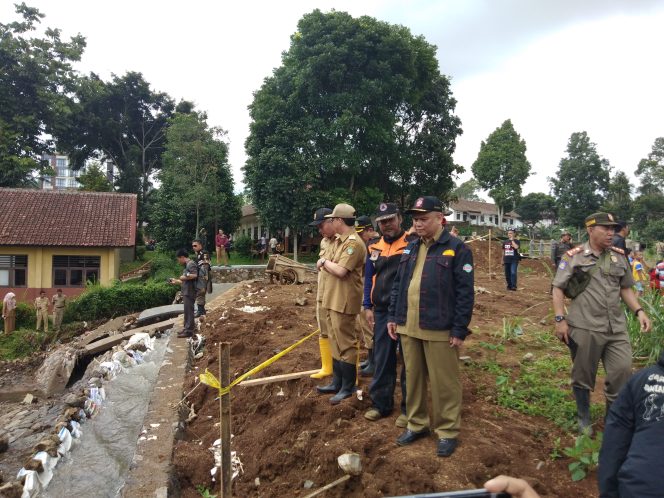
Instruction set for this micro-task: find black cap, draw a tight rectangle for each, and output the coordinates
[309,207,333,226]
[355,215,373,233]
[374,202,400,221]
[405,196,443,214]
[584,212,619,228]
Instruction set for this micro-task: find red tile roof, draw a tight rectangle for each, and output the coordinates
[0,188,137,247]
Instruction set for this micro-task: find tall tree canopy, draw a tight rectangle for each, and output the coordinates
[56,72,192,226]
[602,170,632,221]
[550,131,611,229]
[244,10,462,232]
[471,119,531,227]
[516,192,556,229]
[636,137,664,195]
[149,112,240,250]
[452,179,484,202]
[76,161,112,192]
[0,3,85,187]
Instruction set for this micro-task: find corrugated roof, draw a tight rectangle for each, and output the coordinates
[0,188,137,247]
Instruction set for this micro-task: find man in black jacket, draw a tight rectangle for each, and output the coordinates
[599,352,664,497]
[387,196,474,457]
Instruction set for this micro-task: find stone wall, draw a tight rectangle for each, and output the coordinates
[210,265,267,283]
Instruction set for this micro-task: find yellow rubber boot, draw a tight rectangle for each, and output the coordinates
[310,337,333,378]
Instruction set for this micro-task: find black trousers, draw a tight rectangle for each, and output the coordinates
[369,310,398,415]
[182,294,196,335]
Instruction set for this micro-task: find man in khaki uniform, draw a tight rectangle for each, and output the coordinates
[387,196,474,458]
[553,212,651,434]
[51,289,67,331]
[309,207,334,379]
[316,203,367,404]
[34,290,49,332]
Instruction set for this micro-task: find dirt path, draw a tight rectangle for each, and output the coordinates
[172,242,600,497]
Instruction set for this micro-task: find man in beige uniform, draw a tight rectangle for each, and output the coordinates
[553,212,651,434]
[316,203,367,404]
[309,207,334,379]
[34,290,49,332]
[51,289,67,331]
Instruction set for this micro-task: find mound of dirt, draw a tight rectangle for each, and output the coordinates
[172,274,596,497]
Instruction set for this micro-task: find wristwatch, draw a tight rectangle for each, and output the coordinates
[554,315,566,323]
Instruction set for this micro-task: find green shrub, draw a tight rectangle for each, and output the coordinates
[135,245,146,260]
[65,281,178,322]
[233,235,253,257]
[0,302,35,331]
[627,291,664,364]
[149,251,183,282]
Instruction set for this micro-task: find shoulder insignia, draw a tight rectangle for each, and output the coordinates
[348,234,357,240]
[610,246,625,255]
[566,247,583,257]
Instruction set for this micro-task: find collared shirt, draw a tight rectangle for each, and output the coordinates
[34,296,49,311]
[553,241,634,333]
[52,294,67,308]
[180,259,198,297]
[322,230,367,314]
[317,237,333,303]
[398,227,447,341]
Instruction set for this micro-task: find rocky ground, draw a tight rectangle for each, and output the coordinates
[172,240,600,498]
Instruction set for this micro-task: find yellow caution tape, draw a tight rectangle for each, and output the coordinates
[199,328,320,396]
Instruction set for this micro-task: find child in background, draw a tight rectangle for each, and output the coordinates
[631,252,648,296]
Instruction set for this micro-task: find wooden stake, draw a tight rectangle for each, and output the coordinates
[220,342,231,497]
[488,229,492,279]
[302,475,351,498]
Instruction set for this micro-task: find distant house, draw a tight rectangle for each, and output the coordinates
[447,199,523,229]
[235,204,270,241]
[0,188,137,302]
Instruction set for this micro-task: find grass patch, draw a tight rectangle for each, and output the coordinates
[0,328,50,360]
[627,290,664,364]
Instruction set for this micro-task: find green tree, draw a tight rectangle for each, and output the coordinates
[550,132,611,229]
[56,72,191,227]
[76,161,112,192]
[471,119,531,228]
[149,112,240,250]
[244,10,462,234]
[516,192,556,236]
[0,3,85,186]
[636,137,664,194]
[452,179,484,202]
[602,170,632,221]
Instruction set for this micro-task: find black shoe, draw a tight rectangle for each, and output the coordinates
[396,428,430,446]
[437,438,458,457]
[177,331,192,338]
[317,360,342,394]
[330,361,357,405]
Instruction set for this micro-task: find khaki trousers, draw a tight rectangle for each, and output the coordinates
[401,332,461,439]
[36,309,49,332]
[568,327,632,402]
[53,308,64,330]
[328,309,360,364]
[356,313,373,349]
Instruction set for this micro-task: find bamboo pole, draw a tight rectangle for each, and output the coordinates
[221,342,231,497]
[488,228,492,279]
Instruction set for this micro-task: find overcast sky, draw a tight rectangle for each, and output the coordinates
[4,0,663,197]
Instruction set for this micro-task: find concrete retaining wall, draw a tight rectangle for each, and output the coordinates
[210,265,266,283]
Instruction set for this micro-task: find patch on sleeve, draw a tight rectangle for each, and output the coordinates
[404,249,411,255]
[558,260,568,270]
[463,263,473,273]
[347,247,354,255]
[443,249,456,256]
